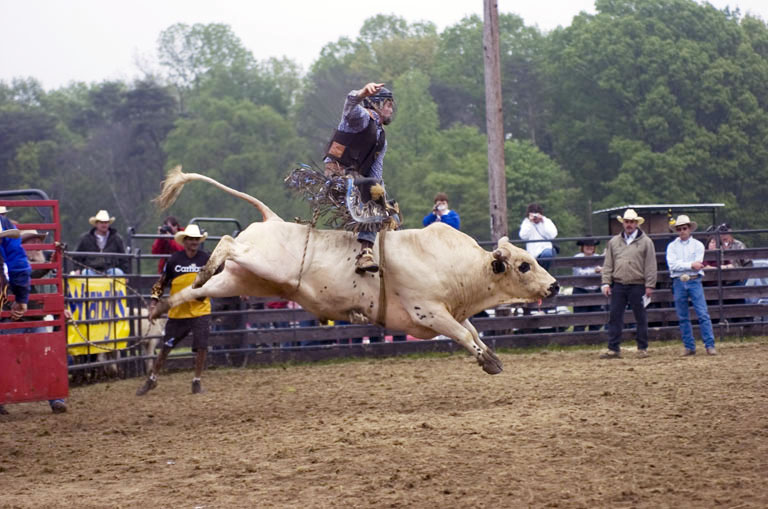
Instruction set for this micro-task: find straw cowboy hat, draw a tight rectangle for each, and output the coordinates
[616,208,645,225]
[672,214,698,232]
[20,229,48,243]
[89,210,116,225]
[175,223,208,243]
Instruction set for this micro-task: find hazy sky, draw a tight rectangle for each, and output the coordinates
[1,0,766,90]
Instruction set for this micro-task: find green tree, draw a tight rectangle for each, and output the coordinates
[544,0,768,228]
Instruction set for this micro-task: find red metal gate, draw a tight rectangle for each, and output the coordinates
[0,199,68,404]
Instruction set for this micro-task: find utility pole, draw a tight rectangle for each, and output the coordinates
[483,0,508,242]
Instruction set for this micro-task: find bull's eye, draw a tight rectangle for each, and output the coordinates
[518,262,530,273]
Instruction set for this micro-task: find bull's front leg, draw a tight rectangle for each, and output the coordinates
[461,318,502,375]
[421,309,503,375]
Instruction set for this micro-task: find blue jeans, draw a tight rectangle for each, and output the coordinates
[82,268,124,276]
[673,278,715,351]
[537,248,556,271]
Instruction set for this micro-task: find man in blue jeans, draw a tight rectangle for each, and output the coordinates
[666,215,717,356]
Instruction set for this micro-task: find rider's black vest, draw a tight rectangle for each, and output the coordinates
[325,111,386,177]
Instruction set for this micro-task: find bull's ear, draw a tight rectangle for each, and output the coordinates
[497,236,509,248]
[491,259,506,274]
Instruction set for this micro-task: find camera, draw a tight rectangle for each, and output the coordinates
[159,225,173,234]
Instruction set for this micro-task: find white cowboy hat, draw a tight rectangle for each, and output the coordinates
[0,206,11,214]
[20,229,48,243]
[175,224,208,243]
[89,210,116,225]
[616,208,645,225]
[0,228,21,239]
[672,214,698,232]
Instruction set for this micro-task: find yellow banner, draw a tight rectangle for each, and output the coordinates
[65,278,130,356]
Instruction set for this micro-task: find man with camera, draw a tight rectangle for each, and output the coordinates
[151,216,184,273]
[422,192,460,230]
[519,203,558,271]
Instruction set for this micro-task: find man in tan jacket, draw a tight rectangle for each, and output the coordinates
[599,209,657,358]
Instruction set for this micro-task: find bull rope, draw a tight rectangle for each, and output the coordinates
[292,208,321,295]
[376,229,388,327]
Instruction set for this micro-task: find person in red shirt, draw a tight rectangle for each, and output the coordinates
[151,216,184,273]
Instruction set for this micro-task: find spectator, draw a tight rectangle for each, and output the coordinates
[151,216,184,273]
[599,209,657,359]
[717,223,751,268]
[324,82,395,273]
[666,215,717,356]
[422,192,460,230]
[0,221,67,414]
[136,224,211,396]
[519,203,558,271]
[572,236,603,332]
[73,210,129,275]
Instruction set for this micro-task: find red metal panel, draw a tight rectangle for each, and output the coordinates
[0,328,69,404]
[0,199,69,405]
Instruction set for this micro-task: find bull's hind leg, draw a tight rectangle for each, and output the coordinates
[151,265,254,320]
[425,309,503,375]
[194,235,236,288]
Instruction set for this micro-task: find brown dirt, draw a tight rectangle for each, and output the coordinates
[2,339,767,509]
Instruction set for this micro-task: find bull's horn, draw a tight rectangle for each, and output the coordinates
[497,236,509,247]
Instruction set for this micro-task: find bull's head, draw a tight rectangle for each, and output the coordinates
[492,236,559,300]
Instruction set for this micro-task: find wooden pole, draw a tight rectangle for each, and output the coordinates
[483,0,508,242]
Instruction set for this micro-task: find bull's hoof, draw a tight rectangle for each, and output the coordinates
[192,273,208,289]
[150,299,170,320]
[479,349,503,375]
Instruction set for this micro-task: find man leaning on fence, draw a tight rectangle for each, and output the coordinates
[73,209,129,275]
[666,215,717,356]
[136,224,212,396]
[599,209,657,359]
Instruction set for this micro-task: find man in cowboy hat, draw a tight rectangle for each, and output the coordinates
[599,209,657,358]
[666,215,717,356]
[73,209,129,275]
[572,236,603,332]
[137,224,212,396]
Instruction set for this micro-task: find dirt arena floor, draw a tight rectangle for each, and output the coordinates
[2,338,767,508]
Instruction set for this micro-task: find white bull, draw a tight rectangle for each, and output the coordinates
[151,168,559,374]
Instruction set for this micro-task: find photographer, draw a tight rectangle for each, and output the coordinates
[519,203,558,271]
[422,192,460,230]
[151,216,184,273]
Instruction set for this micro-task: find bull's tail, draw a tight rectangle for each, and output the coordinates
[153,166,282,222]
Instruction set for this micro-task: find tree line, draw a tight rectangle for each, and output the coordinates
[1,0,767,246]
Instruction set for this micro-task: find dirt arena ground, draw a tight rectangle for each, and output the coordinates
[2,338,767,508]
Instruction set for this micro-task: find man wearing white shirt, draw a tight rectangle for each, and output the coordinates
[519,203,558,270]
[666,215,716,356]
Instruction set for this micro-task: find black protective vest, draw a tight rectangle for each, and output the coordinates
[325,112,386,177]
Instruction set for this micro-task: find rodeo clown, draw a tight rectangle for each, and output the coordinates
[324,82,395,273]
[136,224,211,396]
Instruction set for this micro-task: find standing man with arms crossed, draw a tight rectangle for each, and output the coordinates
[666,215,717,356]
[600,209,657,359]
[136,224,211,396]
[324,82,395,273]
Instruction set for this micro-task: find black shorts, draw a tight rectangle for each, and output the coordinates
[162,315,210,352]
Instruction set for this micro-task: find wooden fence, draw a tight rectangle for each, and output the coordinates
[61,232,768,378]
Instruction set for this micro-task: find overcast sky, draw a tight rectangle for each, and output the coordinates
[1,0,766,91]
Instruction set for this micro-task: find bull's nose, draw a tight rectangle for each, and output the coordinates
[547,282,560,297]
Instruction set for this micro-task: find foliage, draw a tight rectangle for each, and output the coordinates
[2,6,768,248]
